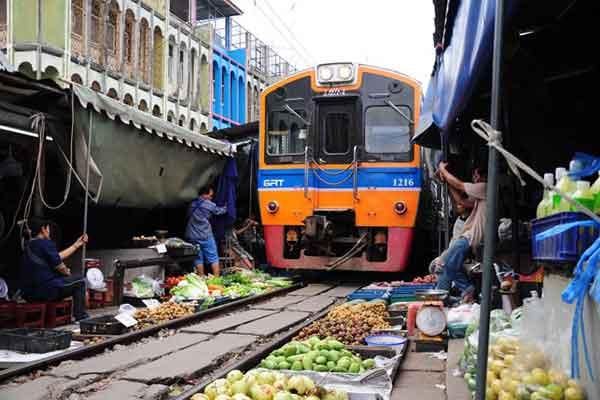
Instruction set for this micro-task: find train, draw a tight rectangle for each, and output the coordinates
[257,63,424,272]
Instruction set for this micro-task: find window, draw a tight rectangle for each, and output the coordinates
[168,44,174,81]
[365,106,411,154]
[139,19,150,83]
[324,113,351,154]
[106,5,118,53]
[90,1,102,44]
[178,48,185,87]
[267,108,308,155]
[71,0,84,36]
[124,11,134,63]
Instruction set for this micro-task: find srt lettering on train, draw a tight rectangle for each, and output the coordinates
[264,179,285,187]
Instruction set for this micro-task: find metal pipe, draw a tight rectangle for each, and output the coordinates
[475,0,505,399]
[304,145,309,198]
[81,110,93,265]
[352,145,359,201]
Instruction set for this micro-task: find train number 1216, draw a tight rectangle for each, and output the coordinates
[392,177,415,187]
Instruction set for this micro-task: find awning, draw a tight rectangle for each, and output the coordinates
[72,83,235,156]
[413,0,503,149]
[68,84,233,208]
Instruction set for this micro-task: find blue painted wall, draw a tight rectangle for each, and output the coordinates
[211,29,246,130]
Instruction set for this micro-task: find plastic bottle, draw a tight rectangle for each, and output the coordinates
[552,167,575,214]
[536,173,554,218]
[591,171,600,214]
[571,181,594,211]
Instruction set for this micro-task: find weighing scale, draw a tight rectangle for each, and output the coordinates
[414,302,448,352]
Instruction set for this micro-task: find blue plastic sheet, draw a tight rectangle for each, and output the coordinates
[212,158,238,242]
[414,0,509,148]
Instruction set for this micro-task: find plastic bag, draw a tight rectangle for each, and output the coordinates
[131,275,158,298]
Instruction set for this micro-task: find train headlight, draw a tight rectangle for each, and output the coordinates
[338,64,353,81]
[267,201,279,214]
[394,201,407,215]
[316,63,355,85]
[318,66,334,82]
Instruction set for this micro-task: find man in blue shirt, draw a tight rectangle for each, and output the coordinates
[185,186,227,276]
[21,219,89,321]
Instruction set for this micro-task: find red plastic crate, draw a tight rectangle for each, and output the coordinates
[45,299,73,328]
[15,303,46,328]
[0,301,16,329]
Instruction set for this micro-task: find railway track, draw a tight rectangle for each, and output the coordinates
[0,283,302,383]
[0,283,362,400]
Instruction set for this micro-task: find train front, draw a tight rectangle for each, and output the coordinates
[258,63,422,272]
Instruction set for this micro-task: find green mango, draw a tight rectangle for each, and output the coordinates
[273,349,284,357]
[362,359,375,369]
[297,344,310,354]
[327,350,340,362]
[327,340,345,350]
[337,358,351,370]
[264,360,277,369]
[349,363,361,374]
[315,356,327,365]
[327,361,336,370]
[287,355,304,362]
[302,356,313,370]
[319,350,330,359]
[278,361,291,370]
[283,346,297,357]
[340,350,353,358]
[291,360,303,371]
[333,366,347,373]
[314,365,329,372]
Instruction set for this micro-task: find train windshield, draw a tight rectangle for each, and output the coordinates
[266,108,308,155]
[324,112,351,154]
[365,106,411,154]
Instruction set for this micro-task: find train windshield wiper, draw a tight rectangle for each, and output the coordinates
[284,104,311,126]
[384,100,414,124]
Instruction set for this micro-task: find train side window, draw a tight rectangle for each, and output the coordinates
[365,106,411,155]
[266,109,308,156]
[324,112,351,154]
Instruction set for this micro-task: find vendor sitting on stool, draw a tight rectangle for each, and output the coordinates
[20,218,89,321]
[186,185,227,276]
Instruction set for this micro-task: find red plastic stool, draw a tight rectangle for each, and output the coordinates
[45,299,73,328]
[15,303,46,328]
[0,301,16,328]
[87,289,106,309]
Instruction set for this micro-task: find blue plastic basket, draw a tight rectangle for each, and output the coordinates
[347,289,390,301]
[390,284,436,294]
[531,212,599,262]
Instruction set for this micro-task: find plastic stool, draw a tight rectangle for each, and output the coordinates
[45,299,73,328]
[0,301,16,328]
[87,289,106,309]
[15,303,46,328]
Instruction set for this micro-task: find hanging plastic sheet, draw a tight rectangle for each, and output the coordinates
[413,0,513,148]
[212,158,239,241]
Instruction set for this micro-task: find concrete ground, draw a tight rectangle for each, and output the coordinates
[392,339,470,400]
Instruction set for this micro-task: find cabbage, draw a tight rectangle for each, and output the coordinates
[170,273,209,299]
[131,276,155,298]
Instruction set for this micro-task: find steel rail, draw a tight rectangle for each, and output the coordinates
[174,307,332,400]
[0,283,303,383]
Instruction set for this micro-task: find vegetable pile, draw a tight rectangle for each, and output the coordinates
[192,369,349,400]
[295,303,390,345]
[169,273,210,300]
[259,337,375,374]
[133,302,194,330]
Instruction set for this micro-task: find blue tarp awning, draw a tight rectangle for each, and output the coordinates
[413,0,502,149]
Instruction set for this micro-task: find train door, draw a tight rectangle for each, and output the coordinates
[313,99,359,210]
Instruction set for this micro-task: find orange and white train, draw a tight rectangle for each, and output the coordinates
[258,63,423,272]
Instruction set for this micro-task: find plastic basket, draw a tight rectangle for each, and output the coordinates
[346,289,390,301]
[531,212,599,262]
[0,328,72,353]
[390,284,436,294]
[80,315,127,335]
